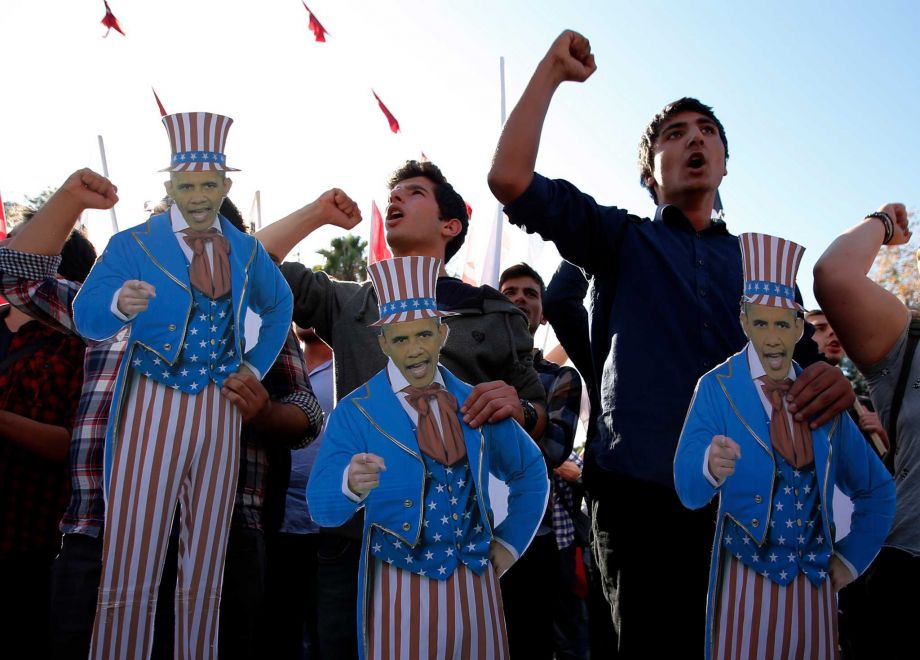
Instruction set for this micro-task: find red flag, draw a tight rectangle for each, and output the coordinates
[301,2,328,42]
[372,90,400,134]
[420,151,429,162]
[152,88,167,117]
[0,189,7,240]
[369,201,392,264]
[101,0,126,37]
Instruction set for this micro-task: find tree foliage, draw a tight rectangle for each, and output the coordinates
[314,234,368,282]
[869,211,920,308]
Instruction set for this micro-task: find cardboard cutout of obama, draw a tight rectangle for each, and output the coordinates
[73,112,293,660]
[307,256,548,660]
[674,233,894,659]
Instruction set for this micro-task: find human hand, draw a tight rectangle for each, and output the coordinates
[116,280,156,316]
[59,168,119,211]
[707,435,741,482]
[221,369,271,423]
[460,380,522,428]
[543,30,597,85]
[787,361,855,428]
[315,188,362,230]
[829,555,855,591]
[347,452,386,497]
[554,460,582,482]
[489,540,515,577]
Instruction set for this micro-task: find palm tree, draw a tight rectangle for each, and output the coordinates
[315,234,368,282]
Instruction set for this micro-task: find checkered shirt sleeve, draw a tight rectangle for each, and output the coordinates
[0,247,77,335]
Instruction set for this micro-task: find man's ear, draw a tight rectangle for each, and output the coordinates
[739,311,750,339]
[438,321,450,345]
[377,332,388,355]
[223,177,233,196]
[440,218,462,240]
[164,180,173,197]
[795,316,805,342]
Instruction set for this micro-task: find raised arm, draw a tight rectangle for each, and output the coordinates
[255,188,361,262]
[487,30,597,204]
[813,204,911,367]
[8,169,117,255]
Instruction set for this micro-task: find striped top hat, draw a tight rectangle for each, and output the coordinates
[367,256,459,327]
[160,112,239,172]
[739,232,805,311]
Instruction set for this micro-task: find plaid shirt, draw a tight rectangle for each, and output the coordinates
[0,247,323,536]
[552,452,584,549]
[0,306,86,556]
[533,351,582,544]
[233,330,323,531]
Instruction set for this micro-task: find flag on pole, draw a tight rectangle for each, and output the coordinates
[152,88,167,117]
[713,188,724,219]
[369,201,391,264]
[301,2,329,42]
[0,189,7,240]
[372,90,400,134]
[101,0,126,37]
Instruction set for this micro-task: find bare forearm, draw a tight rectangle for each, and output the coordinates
[0,410,70,461]
[247,400,311,444]
[8,192,83,255]
[815,218,887,283]
[488,58,562,204]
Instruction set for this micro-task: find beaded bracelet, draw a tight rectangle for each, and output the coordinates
[866,211,894,244]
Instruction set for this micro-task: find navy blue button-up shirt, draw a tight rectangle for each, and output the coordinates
[505,173,746,487]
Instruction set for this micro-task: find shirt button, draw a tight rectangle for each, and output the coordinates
[402,522,411,531]
[699,288,708,297]
[403,499,412,508]
[794,489,799,497]
[211,339,216,345]
[697,259,705,266]
[797,519,803,527]
[752,519,759,528]
[754,495,762,504]
[448,485,453,493]
[452,513,459,521]
[168,324,177,331]
[163,343,171,351]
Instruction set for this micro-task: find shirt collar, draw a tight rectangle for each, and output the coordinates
[309,358,333,378]
[746,342,796,382]
[169,204,222,234]
[386,359,446,395]
[655,204,730,235]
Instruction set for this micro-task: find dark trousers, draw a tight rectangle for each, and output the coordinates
[48,532,177,660]
[1,549,56,659]
[264,532,321,660]
[314,533,361,660]
[553,543,589,660]
[218,526,267,660]
[841,546,920,660]
[500,531,559,660]
[592,474,716,659]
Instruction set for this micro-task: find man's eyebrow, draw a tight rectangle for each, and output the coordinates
[660,120,689,134]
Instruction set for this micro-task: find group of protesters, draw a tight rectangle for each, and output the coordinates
[1,28,915,660]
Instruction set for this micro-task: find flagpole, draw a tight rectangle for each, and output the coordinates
[97,135,119,233]
[481,57,507,288]
[250,190,262,230]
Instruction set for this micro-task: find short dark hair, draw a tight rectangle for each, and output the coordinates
[499,262,545,300]
[387,160,468,262]
[219,197,249,234]
[16,208,97,283]
[638,97,729,204]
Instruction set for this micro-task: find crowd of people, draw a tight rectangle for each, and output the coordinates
[0,28,915,660]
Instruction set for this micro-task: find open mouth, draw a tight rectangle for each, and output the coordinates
[687,152,706,169]
[762,351,786,371]
[406,360,429,379]
[386,207,404,224]
[188,208,212,222]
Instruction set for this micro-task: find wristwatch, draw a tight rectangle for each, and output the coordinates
[520,398,538,432]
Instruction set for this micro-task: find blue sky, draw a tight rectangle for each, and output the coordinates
[1,1,918,310]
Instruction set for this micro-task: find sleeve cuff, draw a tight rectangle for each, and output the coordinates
[493,536,519,562]
[342,465,366,503]
[703,445,723,488]
[110,289,134,322]
[0,248,62,279]
[835,551,859,579]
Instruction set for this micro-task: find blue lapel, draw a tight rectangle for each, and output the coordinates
[715,349,773,456]
[351,369,422,459]
[130,212,191,292]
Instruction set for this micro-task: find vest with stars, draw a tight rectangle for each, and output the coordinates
[130,288,240,394]
[368,457,492,580]
[723,455,830,586]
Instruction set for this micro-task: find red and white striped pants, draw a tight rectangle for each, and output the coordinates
[90,373,241,660]
[368,558,509,660]
[714,554,839,660]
